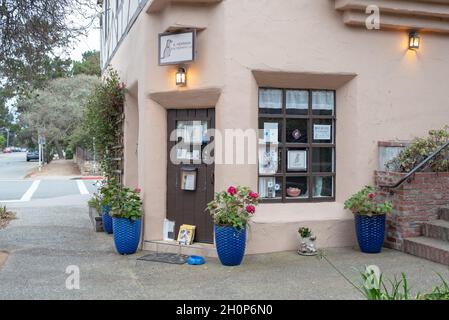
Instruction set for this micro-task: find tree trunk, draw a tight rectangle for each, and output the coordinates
[54,141,65,159]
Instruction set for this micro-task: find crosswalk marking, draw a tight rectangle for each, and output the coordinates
[20,180,41,202]
[76,180,90,195]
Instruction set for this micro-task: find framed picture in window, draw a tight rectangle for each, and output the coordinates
[287,150,307,171]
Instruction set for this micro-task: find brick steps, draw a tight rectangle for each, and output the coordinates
[403,237,449,265]
[439,207,449,222]
[402,207,449,265]
[423,219,449,241]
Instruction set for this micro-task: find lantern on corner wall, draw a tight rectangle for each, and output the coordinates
[176,67,187,86]
[408,31,420,50]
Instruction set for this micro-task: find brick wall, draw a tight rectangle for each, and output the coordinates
[375,171,449,250]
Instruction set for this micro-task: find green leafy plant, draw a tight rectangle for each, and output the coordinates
[344,186,393,216]
[360,268,449,300]
[420,274,449,300]
[98,178,120,207]
[88,194,101,212]
[361,268,411,300]
[387,127,449,173]
[318,251,449,300]
[298,227,312,238]
[110,187,142,221]
[81,68,126,177]
[206,186,259,229]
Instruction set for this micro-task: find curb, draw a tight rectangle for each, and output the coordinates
[71,176,104,181]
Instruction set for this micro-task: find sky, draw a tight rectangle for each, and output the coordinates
[70,22,101,62]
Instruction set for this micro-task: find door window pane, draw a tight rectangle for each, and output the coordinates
[312,148,334,173]
[312,91,334,116]
[176,121,208,144]
[259,177,283,199]
[259,89,282,114]
[286,90,308,115]
[286,119,308,143]
[286,177,308,199]
[313,176,334,198]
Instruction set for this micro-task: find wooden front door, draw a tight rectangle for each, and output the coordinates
[167,109,215,243]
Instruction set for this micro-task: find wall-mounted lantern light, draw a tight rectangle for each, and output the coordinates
[176,67,187,86]
[409,31,420,50]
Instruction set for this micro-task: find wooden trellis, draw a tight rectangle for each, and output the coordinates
[111,105,125,186]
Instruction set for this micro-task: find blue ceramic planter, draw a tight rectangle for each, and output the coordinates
[112,217,141,255]
[214,225,246,266]
[355,214,386,253]
[102,205,113,234]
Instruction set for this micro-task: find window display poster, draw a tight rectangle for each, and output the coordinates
[259,145,278,175]
[287,150,307,171]
[313,124,331,140]
[264,122,278,143]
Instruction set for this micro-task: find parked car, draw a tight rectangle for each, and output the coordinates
[26,150,39,162]
[2,147,11,153]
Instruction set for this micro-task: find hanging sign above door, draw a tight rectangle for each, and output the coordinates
[159,30,196,66]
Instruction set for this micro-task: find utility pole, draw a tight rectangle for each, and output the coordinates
[38,135,46,172]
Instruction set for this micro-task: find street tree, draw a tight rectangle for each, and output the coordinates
[0,134,5,149]
[17,74,100,159]
[0,0,98,94]
[73,51,101,77]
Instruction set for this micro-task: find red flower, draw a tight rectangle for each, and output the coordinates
[246,205,256,214]
[368,193,376,199]
[227,186,237,196]
[135,188,141,193]
[248,191,259,199]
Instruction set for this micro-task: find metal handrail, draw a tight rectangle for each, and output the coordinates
[379,140,449,190]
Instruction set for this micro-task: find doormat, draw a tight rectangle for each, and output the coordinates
[137,252,189,265]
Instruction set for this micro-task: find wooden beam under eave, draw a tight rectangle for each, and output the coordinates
[252,70,357,90]
[335,0,449,20]
[149,87,222,109]
[147,0,222,14]
[343,10,449,34]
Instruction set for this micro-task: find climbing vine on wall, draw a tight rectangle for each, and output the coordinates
[82,68,126,179]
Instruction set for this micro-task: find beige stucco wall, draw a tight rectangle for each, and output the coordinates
[107,0,449,253]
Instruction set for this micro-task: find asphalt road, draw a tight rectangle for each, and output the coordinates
[0,152,36,180]
[0,152,98,204]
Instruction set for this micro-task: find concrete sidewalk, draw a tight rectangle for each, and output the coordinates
[25,159,81,180]
[0,197,447,300]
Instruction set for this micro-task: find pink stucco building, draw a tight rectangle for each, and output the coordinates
[100,0,449,255]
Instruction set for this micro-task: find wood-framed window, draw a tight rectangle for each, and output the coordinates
[258,88,336,203]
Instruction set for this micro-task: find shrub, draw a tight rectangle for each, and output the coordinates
[65,149,74,160]
[387,127,449,173]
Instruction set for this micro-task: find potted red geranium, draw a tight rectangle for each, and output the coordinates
[206,186,259,266]
[344,186,393,253]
